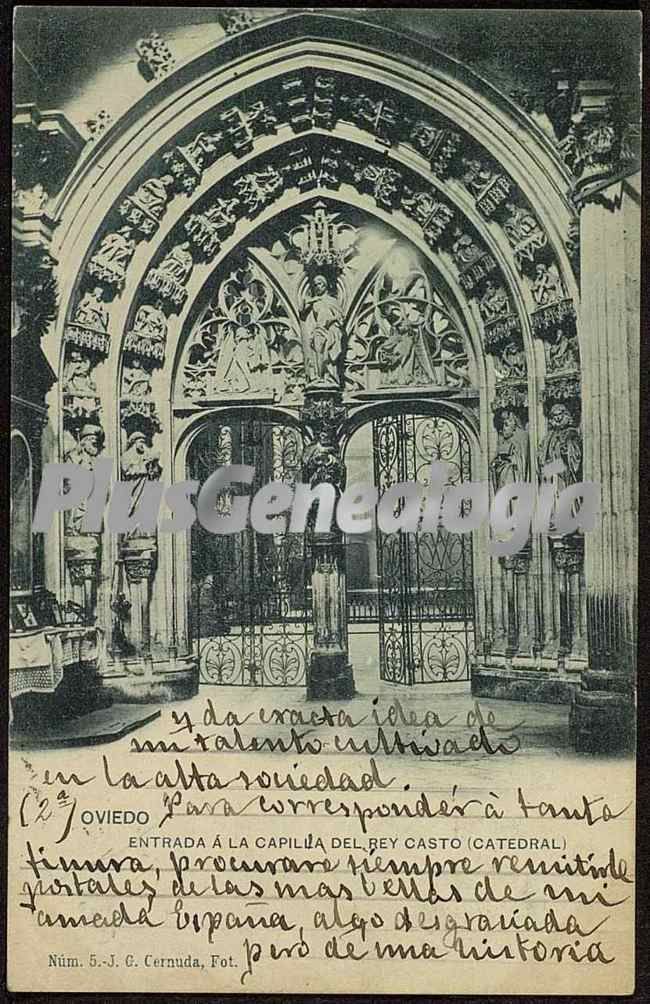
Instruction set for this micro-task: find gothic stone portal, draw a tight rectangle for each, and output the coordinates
[181,202,478,692]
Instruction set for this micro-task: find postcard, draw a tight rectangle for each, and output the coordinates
[8,7,640,994]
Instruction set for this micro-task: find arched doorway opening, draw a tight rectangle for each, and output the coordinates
[344,408,475,689]
[187,408,311,687]
[41,13,603,711]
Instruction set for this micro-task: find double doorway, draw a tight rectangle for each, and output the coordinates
[188,406,475,688]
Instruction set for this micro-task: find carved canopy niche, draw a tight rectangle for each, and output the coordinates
[175,200,476,408]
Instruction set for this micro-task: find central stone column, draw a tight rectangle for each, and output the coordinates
[301,392,355,700]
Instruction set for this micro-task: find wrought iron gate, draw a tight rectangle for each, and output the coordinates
[372,411,474,684]
[189,413,311,686]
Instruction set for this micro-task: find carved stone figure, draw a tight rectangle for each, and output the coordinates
[128,175,173,220]
[503,203,547,265]
[478,281,510,324]
[13,183,48,214]
[402,189,454,244]
[352,162,402,208]
[122,359,153,399]
[462,158,495,197]
[62,351,97,398]
[531,262,566,306]
[157,241,193,283]
[121,430,161,480]
[180,132,222,172]
[73,286,109,331]
[377,303,434,386]
[539,403,582,488]
[546,328,580,373]
[462,159,511,215]
[88,228,136,286]
[234,167,284,214]
[342,94,400,141]
[144,244,193,307]
[213,320,270,396]
[65,422,104,470]
[185,196,239,257]
[452,230,482,267]
[303,430,345,490]
[490,409,530,491]
[410,121,443,158]
[132,303,167,342]
[300,273,345,388]
[494,340,527,381]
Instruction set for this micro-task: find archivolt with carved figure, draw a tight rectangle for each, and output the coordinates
[10,12,638,755]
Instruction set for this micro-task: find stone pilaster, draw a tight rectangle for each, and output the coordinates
[569,117,639,749]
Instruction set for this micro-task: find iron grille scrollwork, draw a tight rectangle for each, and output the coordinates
[372,411,475,684]
[189,413,310,686]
